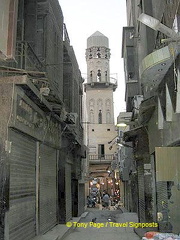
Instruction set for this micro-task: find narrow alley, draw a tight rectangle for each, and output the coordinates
[63,207,140,240]
[1,1,180,240]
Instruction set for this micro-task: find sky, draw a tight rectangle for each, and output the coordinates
[59,0,127,120]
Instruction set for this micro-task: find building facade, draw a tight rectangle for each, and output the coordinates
[0,1,85,240]
[122,0,180,233]
[84,31,118,195]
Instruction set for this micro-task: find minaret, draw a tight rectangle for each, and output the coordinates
[84,31,117,190]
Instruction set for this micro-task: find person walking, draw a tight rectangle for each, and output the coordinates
[102,191,110,210]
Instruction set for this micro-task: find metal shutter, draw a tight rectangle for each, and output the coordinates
[156,181,169,231]
[65,163,72,221]
[78,183,85,216]
[8,130,36,240]
[151,154,157,222]
[39,144,57,234]
[137,163,146,222]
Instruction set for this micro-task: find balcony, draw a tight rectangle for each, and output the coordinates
[140,42,180,93]
[89,154,115,164]
[7,41,45,72]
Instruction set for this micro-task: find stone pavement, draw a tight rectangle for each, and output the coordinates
[32,206,141,240]
[62,206,141,240]
[32,213,88,240]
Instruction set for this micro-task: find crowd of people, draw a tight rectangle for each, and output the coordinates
[87,190,121,210]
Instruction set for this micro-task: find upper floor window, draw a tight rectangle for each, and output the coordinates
[106,111,111,123]
[97,99,103,110]
[90,71,93,82]
[98,110,102,124]
[90,111,94,123]
[97,69,101,82]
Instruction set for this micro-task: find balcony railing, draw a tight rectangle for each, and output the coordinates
[89,154,115,161]
[7,41,44,72]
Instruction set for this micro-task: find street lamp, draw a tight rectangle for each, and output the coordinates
[138,13,179,42]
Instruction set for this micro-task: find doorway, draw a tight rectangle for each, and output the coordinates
[98,144,105,158]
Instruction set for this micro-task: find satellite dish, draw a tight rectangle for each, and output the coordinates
[138,13,178,39]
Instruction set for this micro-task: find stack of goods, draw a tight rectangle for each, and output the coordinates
[142,232,180,240]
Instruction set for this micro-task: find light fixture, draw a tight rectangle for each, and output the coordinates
[116,123,127,127]
[118,142,133,148]
[138,13,177,39]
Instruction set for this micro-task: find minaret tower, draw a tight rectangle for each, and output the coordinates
[84,31,117,188]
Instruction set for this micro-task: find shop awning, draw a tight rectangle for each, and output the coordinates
[123,125,144,142]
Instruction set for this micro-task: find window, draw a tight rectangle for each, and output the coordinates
[105,99,111,108]
[98,110,102,124]
[89,99,95,107]
[97,69,101,82]
[107,129,110,131]
[106,111,111,123]
[97,99,103,110]
[90,71,93,81]
[90,111,94,123]
[98,144,105,158]
[92,129,94,132]
[105,71,108,81]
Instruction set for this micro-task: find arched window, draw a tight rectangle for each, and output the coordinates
[89,99,95,107]
[97,69,101,82]
[90,110,94,123]
[105,99,111,109]
[97,99,103,110]
[105,71,108,82]
[98,110,102,124]
[106,111,111,123]
[90,71,93,82]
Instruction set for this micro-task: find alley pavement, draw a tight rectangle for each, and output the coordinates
[61,206,141,240]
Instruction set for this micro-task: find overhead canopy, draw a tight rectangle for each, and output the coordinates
[123,125,144,142]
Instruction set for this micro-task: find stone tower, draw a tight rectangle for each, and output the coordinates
[84,31,117,189]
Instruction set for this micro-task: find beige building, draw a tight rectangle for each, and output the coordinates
[84,31,117,191]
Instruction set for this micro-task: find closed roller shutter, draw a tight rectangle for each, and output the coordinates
[156,181,169,231]
[151,154,157,222]
[137,163,146,222]
[78,183,85,216]
[9,130,36,240]
[39,144,57,234]
[65,163,72,221]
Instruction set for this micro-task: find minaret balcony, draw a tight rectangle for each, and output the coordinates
[84,79,117,92]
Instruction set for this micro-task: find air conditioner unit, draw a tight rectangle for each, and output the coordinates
[65,113,78,124]
[132,95,143,119]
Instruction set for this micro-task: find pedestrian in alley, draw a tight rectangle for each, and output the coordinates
[102,191,110,210]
